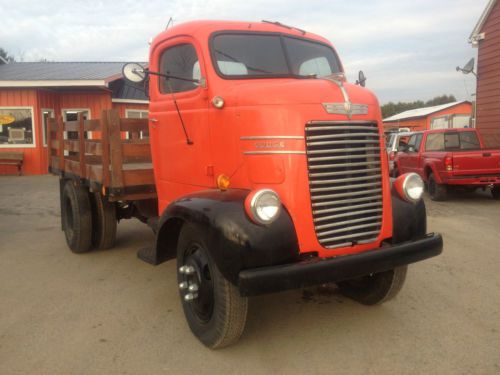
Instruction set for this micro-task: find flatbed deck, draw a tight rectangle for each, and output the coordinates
[48,110,156,202]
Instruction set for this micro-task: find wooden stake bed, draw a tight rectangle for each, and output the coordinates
[48,109,156,202]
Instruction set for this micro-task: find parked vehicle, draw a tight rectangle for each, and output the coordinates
[386,131,413,176]
[49,20,442,348]
[394,128,500,200]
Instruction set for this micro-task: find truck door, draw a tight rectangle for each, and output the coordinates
[148,37,211,208]
[400,133,423,174]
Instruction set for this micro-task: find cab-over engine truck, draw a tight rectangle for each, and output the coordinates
[49,20,443,348]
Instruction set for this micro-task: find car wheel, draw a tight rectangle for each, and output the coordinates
[177,223,248,349]
[337,266,408,305]
[428,173,447,201]
[491,186,500,200]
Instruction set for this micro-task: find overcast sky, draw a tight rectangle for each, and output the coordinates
[0,0,488,104]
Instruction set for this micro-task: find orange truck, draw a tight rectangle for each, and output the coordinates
[49,20,443,348]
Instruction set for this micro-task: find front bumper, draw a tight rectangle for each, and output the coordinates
[238,233,443,296]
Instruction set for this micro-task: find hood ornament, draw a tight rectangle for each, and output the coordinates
[321,74,368,119]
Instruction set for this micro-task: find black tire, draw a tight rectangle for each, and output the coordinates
[61,180,93,253]
[177,223,248,349]
[492,186,500,200]
[428,173,447,201]
[90,192,117,250]
[337,266,408,305]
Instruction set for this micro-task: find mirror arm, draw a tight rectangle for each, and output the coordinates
[144,69,200,84]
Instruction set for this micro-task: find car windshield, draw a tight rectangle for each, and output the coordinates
[211,33,342,78]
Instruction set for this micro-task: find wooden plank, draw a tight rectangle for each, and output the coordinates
[122,169,155,186]
[48,118,58,132]
[122,142,151,161]
[101,111,111,187]
[120,118,149,132]
[65,159,81,175]
[107,110,124,188]
[64,140,79,153]
[83,119,101,131]
[64,120,80,132]
[86,164,103,183]
[78,113,86,178]
[57,115,65,171]
[108,192,157,202]
[85,140,102,156]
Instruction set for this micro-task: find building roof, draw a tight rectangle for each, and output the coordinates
[383,101,471,122]
[0,61,149,102]
[0,61,147,89]
[470,0,498,45]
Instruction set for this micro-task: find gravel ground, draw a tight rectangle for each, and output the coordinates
[0,175,499,375]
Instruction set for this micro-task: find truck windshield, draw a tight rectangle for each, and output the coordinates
[425,132,481,151]
[211,33,342,78]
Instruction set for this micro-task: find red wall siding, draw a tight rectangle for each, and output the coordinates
[476,0,500,147]
[112,102,148,117]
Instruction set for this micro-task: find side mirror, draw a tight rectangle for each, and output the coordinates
[408,146,416,153]
[398,144,408,152]
[356,70,366,87]
[122,63,147,83]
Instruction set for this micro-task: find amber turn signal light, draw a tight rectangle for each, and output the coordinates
[217,174,230,190]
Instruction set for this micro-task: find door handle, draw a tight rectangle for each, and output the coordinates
[150,118,158,122]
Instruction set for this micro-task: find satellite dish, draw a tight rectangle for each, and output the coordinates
[122,63,146,83]
[456,58,475,75]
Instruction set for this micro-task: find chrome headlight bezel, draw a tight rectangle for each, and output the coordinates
[400,173,425,203]
[246,189,282,225]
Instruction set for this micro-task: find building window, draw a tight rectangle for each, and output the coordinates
[0,107,35,147]
[125,109,149,139]
[62,109,90,121]
[125,109,148,119]
[42,109,55,147]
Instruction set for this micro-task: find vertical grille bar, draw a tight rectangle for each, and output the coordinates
[305,121,383,249]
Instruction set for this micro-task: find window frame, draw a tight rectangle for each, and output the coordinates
[61,108,91,121]
[208,30,343,80]
[125,109,149,119]
[41,108,55,147]
[158,43,201,95]
[0,106,36,148]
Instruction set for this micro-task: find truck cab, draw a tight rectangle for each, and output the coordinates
[55,20,443,349]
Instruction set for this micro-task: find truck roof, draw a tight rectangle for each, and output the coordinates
[151,20,332,47]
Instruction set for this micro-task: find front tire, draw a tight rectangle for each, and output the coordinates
[61,180,93,253]
[428,173,447,201]
[337,266,408,305]
[176,223,248,349]
[492,186,500,200]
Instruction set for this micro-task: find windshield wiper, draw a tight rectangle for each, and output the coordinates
[214,49,275,74]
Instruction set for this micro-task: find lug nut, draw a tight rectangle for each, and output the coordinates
[184,266,195,275]
[188,284,199,292]
[178,266,187,274]
[184,293,198,302]
[179,282,188,290]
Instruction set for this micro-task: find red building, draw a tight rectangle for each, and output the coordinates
[470,0,500,148]
[0,62,148,175]
[383,101,472,132]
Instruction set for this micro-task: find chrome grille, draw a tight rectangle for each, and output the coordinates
[305,121,383,249]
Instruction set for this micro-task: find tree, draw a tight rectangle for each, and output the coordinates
[0,48,15,64]
[381,95,457,119]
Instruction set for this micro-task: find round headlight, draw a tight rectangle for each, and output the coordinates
[246,189,281,225]
[402,173,424,202]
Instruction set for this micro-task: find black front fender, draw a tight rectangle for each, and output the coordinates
[151,189,300,285]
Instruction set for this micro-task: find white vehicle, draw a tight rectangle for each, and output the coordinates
[386,131,414,176]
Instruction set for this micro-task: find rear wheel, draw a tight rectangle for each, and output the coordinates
[428,173,447,201]
[492,186,500,200]
[90,192,117,250]
[61,180,93,253]
[176,223,248,349]
[337,266,408,305]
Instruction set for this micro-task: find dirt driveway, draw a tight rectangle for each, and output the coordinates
[0,175,499,374]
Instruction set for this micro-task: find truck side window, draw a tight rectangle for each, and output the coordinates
[413,134,423,152]
[425,134,445,151]
[159,44,199,93]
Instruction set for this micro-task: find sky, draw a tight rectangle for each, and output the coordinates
[0,0,489,104]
